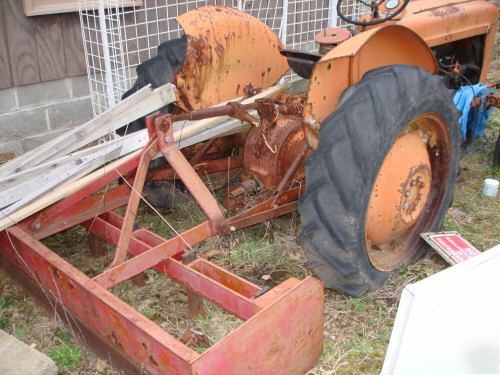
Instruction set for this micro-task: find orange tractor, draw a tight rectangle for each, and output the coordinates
[127,0,497,295]
[0,0,497,373]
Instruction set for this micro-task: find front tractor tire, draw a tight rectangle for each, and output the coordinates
[299,65,460,296]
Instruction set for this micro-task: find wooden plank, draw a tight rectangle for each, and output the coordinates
[4,0,40,86]
[0,143,122,215]
[34,15,66,82]
[0,131,148,209]
[0,3,13,89]
[61,13,86,77]
[0,150,141,232]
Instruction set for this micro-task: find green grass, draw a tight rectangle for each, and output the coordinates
[50,344,82,369]
[14,324,30,340]
[49,330,82,369]
[0,297,12,309]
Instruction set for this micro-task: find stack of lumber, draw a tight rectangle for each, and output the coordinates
[0,79,306,232]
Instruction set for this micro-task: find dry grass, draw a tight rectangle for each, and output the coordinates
[0,58,499,375]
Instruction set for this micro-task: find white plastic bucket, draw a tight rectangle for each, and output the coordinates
[483,178,499,197]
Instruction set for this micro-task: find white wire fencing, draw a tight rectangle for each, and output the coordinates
[79,0,363,116]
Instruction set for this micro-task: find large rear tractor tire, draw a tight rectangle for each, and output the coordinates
[298,65,460,296]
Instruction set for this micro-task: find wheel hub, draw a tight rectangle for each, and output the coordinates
[366,131,432,270]
[400,166,431,225]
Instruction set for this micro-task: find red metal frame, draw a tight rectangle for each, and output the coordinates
[0,113,323,374]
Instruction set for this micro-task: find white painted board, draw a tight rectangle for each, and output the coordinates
[382,244,500,375]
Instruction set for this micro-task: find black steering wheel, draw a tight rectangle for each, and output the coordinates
[337,0,410,26]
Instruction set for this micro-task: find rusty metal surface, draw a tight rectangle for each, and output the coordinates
[243,116,310,191]
[472,94,500,109]
[305,25,437,124]
[225,187,302,231]
[365,114,452,271]
[396,0,497,82]
[147,156,243,181]
[315,27,352,54]
[175,6,288,110]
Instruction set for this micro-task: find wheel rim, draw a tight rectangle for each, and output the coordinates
[365,114,452,271]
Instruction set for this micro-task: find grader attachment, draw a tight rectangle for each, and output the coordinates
[0,109,324,374]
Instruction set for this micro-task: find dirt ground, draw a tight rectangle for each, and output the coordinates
[1,43,499,375]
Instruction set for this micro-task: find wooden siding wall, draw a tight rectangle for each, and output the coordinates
[0,0,86,90]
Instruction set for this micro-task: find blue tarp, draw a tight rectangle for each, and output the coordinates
[453,83,494,141]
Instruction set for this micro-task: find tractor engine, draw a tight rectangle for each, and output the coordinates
[225,95,312,209]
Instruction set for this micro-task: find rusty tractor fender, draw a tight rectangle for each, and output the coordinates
[304,24,437,125]
[175,6,289,111]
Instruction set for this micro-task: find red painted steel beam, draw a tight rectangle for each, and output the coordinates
[28,153,141,231]
[93,221,212,289]
[25,184,131,240]
[0,226,198,374]
[156,124,225,231]
[164,258,260,320]
[188,258,260,298]
[111,140,159,268]
[87,215,261,320]
[192,277,324,374]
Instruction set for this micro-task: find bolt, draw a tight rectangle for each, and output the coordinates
[418,181,425,188]
[403,202,409,210]
[34,223,41,231]
[410,180,416,187]
[404,191,411,197]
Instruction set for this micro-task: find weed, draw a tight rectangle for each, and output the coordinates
[14,324,30,340]
[0,297,12,309]
[55,330,72,343]
[345,299,366,313]
[50,343,82,369]
[0,317,7,330]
